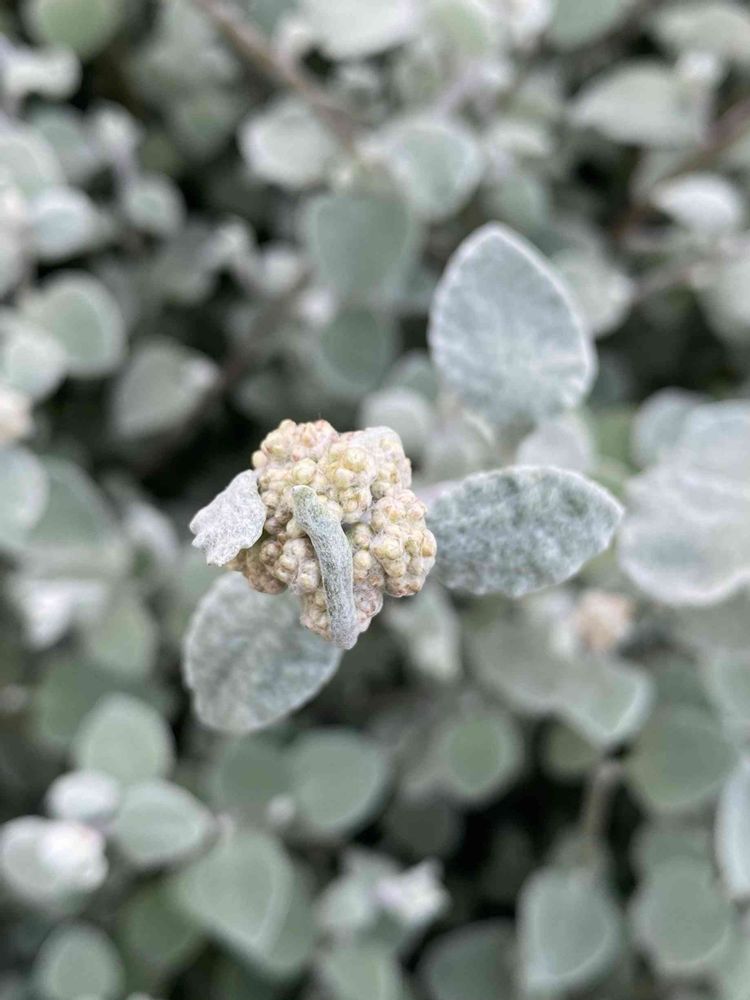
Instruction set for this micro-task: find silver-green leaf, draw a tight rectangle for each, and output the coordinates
[190,471,265,568]
[428,224,594,428]
[429,467,623,597]
[183,573,343,733]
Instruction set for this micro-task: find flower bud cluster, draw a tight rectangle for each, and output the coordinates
[235,419,436,641]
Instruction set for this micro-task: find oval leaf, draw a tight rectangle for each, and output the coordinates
[183,573,343,733]
[520,868,620,994]
[429,467,623,597]
[428,224,594,428]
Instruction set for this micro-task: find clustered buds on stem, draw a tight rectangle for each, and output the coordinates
[229,419,437,644]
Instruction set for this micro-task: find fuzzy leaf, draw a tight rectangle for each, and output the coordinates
[429,467,623,597]
[183,573,343,733]
[428,224,594,428]
[190,471,266,568]
[292,485,358,649]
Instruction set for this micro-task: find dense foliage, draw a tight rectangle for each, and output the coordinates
[1,1,750,999]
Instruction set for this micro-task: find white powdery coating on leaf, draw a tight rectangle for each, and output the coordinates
[189,471,266,567]
[428,467,623,597]
[183,574,342,734]
[428,223,595,428]
[292,486,358,650]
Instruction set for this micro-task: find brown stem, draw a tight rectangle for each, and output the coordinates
[192,0,361,154]
[615,95,750,239]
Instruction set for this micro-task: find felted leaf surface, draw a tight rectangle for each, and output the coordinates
[183,573,342,733]
[190,471,265,568]
[429,467,623,597]
[428,224,594,428]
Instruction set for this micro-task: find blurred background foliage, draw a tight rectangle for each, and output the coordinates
[1,0,750,998]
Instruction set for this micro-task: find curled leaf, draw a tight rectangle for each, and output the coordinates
[292,485,358,649]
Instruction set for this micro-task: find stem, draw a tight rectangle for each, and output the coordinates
[192,0,361,154]
[580,760,622,865]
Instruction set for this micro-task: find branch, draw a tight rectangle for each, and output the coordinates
[192,0,361,154]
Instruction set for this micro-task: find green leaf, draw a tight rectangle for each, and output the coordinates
[167,828,294,961]
[428,224,594,428]
[32,923,124,1000]
[420,921,515,1000]
[468,613,569,714]
[631,821,712,876]
[626,705,737,813]
[433,712,523,804]
[207,736,291,823]
[289,728,389,837]
[0,312,67,401]
[24,0,124,59]
[429,467,622,596]
[650,173,745,234]
[573,60,707,147]
[378,117,484,222]
[45,769,120,826]
[549,0,632,48]
[30,187,101,262]
[620,402,750,605]
[72,693,175,786]
[111,339,219,439]
[313,308,398,401]
[320,943,404,1000]
[651,1,750,65]
[122,173,185,236]
[558,655,654,749]
[631,388,705,467]
[552,249,634,338]
[183,573,342,733]
[631,858,735,976]
[301,0,418,58]
[703,657,750,728]
[303,191,417,300]
[716,763,750,899]
[118,883,203,980]
[0,123,63,197]
[83,587,158,679]
[20,271,125,378]
[113,779,214,869]
[519,868,620,994]
[239,96,337,189]
[0,445,48,554]
[22,457,128,582]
